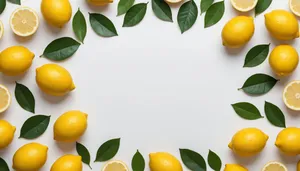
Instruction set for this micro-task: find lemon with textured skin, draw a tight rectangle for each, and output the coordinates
[0,46,34,76]
[269,45,299,76]
[0,85,11,113]
[36,64,75,96]
[0,120,15,149]
[13,142,48,171]
[54,110,88,142]
[87,0,113,6]
[51,154,82,171]
[265,10,299,40]
[149,152,182,171]
[224,164,248,171]
[41,0,72,27]
[228,128,268,157]
[275,127,300,156]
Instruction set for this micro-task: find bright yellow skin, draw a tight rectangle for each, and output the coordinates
[0,120,15,149]
[51,154,82,171]
[36,64,75,96]
[0,46,34,76]
[54,110,88,142]
[224,164,248,171]
[149,152,183,171]
[13,142,48,171]
[265,10,299,40]
[269,45,299,76]
[222,16,255,48]
[275,127,300,156]
[41,0,72,27]
[228,128,268,157]
[87,0,113,6]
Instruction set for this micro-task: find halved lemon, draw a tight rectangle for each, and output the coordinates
[230,0,258,12]
[164,0,183,4]
[0,20,4,40]
[0,85,11,113]
[290,0,300,17]
[262,162,287,171]
[102,160,129,171]
[10,7,39,37]
[283,81,300,111]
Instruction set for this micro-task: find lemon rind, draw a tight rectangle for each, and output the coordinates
[0,84,11,113]
[283,80,300,111]
[230,0,258,12]
[0,20,4,39]
[262,161,287,171]
[102,160,129,171]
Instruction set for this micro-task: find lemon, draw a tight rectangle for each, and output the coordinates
[149,152,182,171]
[164,0,183,4]
[0,20,4,40]
[265,10,299,40]
[262,161,287,171]
[0,85,11,113]
[36,64,75,96]
[290,0,300,17]
[41,0,72,27]
[51,154,82,171]
[283,81,300,111]
[87,0,113,6]
[54,110,88,142]
[0,120,15,149]
[102,160,129,171]
[230,0,258,12]
[275,127,300,156]
[222,16,255,48]
[0,46,34,76]
[269,45,299,76]
[13,142,48,171]
[228,128,269,157]
[224,164,248,171]
[10,7,39,37]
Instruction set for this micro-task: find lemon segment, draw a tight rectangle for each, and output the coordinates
[230,0,258,12]
[102,160,129,171]
[283,81,300,111]
[290,0,300,17]
[262,162,287,171]
[0,85,11,113]
[87,0,113,6]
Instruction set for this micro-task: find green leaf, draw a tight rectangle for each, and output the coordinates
[76,142,92,169]
[0,0,6,14]
[207,150,222,171]
[0,157,9,171]
[123,3,148,27]
[201,0,213,14]
[20,115,50,139]
[204,1,224,28]
[244,44,270,68]
[73,8,87,43]
[41,37,80,61]
[239,73,278,95]
[7,0,20,5]
[255,0,272,16]
[264,101,286,128]
[177,0,198,33]
[95,138,120,162]
[152,0,172,22]
[118,0,135,16]
[131,150,145,171]
[232,102,263,120]
[15,82,35,113]
[89,13,118,37]
[180,149,206,171]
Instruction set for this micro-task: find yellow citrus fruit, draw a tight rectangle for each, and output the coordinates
[262,161,287,171]
[13,142,48,171]
[10,7,39,37]
[41,0,72,27]
[0,120,15,149]
[149,152,182,171]
[275,127,300,156]
[36,64,75,96]
[0,20,4,40]
[269,45,299,76]
[102,160,129,171]
[222,16,255,48]
[283,81,300,111]
[224,164,248,171]
[228,128,269,157]
[230,0,258,12]
[87,0,113,6]
[0,85,11,113]
[54,110,88,142]
[51,154,82,171]
[265,10,299,40]
[290,0,300,17]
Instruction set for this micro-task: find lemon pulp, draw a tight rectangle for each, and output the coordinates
[0,85,11,113]
[283,81,300,110]
[102,161,128,171]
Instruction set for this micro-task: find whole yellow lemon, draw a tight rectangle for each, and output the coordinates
[51,154,82,171]
[275,127,300,156]
[224,164,248,171]
[222,16,255,48]
[269,45,299,76]
[228,128,268,157]
[54,110,88,142]
[13,142,48,171]
[0,46,34,76]
[36,64,75,96]
[265,10,299,40]
[41,0,72,27]
[0,120,15,149]
[87,0,113,6]
[149,152,182,171]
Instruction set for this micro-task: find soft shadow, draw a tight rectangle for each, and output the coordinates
[277,151,299,164]
[168,1,184,8]
[43,20,64,34]
[223,46,247,57]
[55,141,75,153]
[0,74,26,84]
[86,3,110,12]
[268,33,296,46]
[38,90,71,104]
[232,8,254,17]
[0,110,9,120]
[229,151,261,165]
[13,33,35,43]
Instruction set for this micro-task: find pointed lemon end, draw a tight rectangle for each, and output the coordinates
[70,82,76,91]
[85,114,88,118]
[275,140,281,147]
[228,142,233,149]
[12,126,16,133]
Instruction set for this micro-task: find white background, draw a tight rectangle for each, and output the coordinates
[0,0,300,170]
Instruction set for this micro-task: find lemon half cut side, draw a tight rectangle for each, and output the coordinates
[0,20,4,39]
[290,0,300,17]
[283,80,300,111]
[262,162,287,171]
[231,0,258,12]
[0,85,11,113]
[102,160,129,171]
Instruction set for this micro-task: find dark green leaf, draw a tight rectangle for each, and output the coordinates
[0,157,9,171]
[76,142,92,169]
[180,149,206,171]
[15,82,35,113]
[95,138,120,162]
[239,73,278,95]
[118,0,135,16]
[152,0,172,22]
[131,150,145,171]
[255,0,272,16]
[73,9,87,43]
[201,0,213,14]
[232,102,263,120]
[208,150,222,171]
[123,3,148,27]
[7,0,20,5]
[41,37,80,61]
[0,0,6,14]
[265,101,286,128]
[177,0,198,33]
[20,115,50,139]
[244,44,270,68]
[89,13,118,37]
[204,1,224,28]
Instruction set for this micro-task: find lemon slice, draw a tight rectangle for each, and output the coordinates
[230,0,258,12]
[262,162,287,171]
[102,161,128,171]
[0,20,4,40]
[0,84,11,113]
[283,80,300,111]
[164,0,183,4]
[290,0,300,17]
[10,7,39,37]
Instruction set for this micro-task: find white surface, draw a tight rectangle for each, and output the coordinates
[0,0,300,170]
